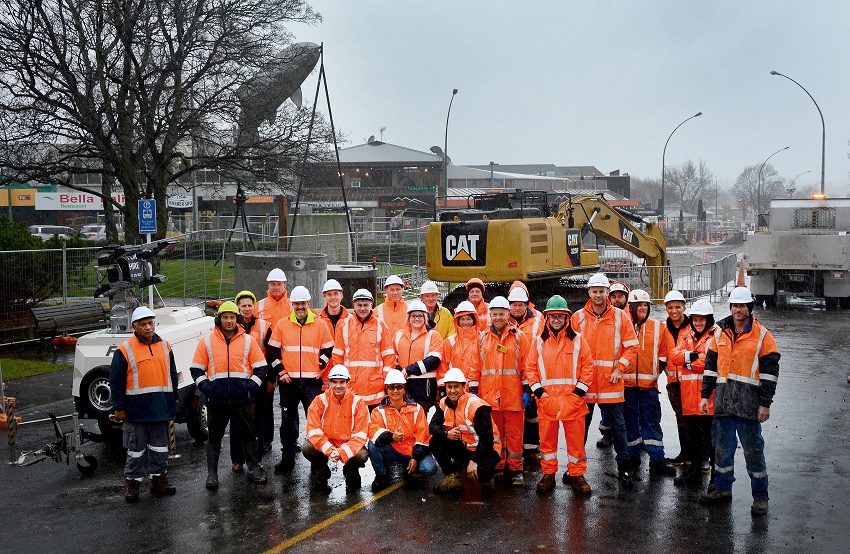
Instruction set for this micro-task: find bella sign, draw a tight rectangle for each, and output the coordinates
[36,192,125,210]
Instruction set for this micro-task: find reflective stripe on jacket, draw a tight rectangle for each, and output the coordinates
[306,388,369,463]
[331,314,395,404]
[441,326,481,385]
[394,326,443,380]
[243,317,270,354]
[528,324,594,421]
[473,300,490,332]
[513,308,544,338]
[375,300,408,338]
[624,317,667,390]
[439,393,502,454]
[571,300,638,404]
[670,324,716,415]
[267,309,334,380]
[469,325,535,412]
[255,291,291,329]
[663,317,691,383]
[110,333,178,423]
[369,395,431,458]
[189,326,267,405]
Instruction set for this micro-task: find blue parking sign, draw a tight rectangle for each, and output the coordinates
[139,199,157,234]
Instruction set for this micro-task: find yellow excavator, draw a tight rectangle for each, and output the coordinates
[425,190,670,306]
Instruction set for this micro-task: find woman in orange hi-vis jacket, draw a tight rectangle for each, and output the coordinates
[440,301,482,391]
[527,295,595,494]
[669,299,717,490]
[393,300,443,412]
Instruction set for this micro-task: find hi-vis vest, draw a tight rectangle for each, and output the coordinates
[623,318,666,390]
[440,393,502,454]
[117,338,173,396]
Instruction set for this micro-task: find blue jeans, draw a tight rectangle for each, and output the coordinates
[623,387,666,463]
[367,441,437,477]
[586,402,629,465]
[712,415,768,500]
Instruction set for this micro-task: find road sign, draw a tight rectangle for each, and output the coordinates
[139,199,157,234]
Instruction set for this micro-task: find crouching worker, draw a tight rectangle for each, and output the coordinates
[109,307,179,503]
[368,370,438,492]
[429,368,501,494]
[302,365,370,492]
[191,302,269,490]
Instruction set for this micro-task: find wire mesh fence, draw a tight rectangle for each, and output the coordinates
[0,229,739,345]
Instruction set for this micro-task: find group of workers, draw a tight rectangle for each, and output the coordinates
[109,267,779,517]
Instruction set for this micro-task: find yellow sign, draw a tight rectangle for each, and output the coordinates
[0,188,37,207]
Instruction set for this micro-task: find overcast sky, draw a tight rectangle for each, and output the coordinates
[291,1,850,195]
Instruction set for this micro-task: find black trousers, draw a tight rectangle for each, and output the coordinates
[208,403,255,450]
[430,433,499,483]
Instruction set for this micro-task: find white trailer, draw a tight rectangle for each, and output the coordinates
[744,197,850,309]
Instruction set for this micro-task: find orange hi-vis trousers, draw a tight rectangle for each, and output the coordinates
[491,410,524,472]
[539,416,587,476]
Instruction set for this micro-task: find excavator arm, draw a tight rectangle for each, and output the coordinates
[555,195,670,301]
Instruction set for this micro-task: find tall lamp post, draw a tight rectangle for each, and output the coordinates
[661,111,702,219]
[770,71,825,197]
[442,88,458,202]
[757,146,789,215]
[786,170,811,198]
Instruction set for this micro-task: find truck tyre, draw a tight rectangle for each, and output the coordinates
[80,366,114,418]
[186,393,208,444]
[825,297,840,311]
[840,296,850,310]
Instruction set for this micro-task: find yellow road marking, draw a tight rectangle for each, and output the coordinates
[264,482,403,553]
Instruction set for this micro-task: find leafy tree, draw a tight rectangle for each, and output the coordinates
[0,0,329,244]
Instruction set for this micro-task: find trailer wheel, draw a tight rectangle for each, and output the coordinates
[186,394,208,445]
[80,366,113,416]
[77,455,98,475]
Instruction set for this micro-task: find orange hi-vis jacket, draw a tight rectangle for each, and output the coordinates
[267,310,334,380]
[374,300,408,338]
[571,300,638,404]
[472,300,490,332]
[441,326,482,385]
[528,323,595,421]
[111,334,178,422]
[663,318,690,384]
[439,393,502,454]
[243,316,270,354]
[394,326,443,381]
[255,291,291,329]
[670,324,717,416]
[369,395,431,457]
[190,326,268,404]
[331,313,396,405]
[319,305,349,334]
[305,388,369,463]
[624,317,668,390]
[512,308,544,339]
[469,325,536,412]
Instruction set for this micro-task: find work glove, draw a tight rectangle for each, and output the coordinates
[689,351,700,362]
[522,391,533,409]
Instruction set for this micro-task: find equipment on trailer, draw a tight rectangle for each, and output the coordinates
[9,412,101,475]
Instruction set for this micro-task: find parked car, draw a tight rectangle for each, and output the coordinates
[80,224,124,241]
[29,225,77,241]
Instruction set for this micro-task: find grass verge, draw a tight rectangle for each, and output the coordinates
[0,358,72,381]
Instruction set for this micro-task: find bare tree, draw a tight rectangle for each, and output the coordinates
[733,164,784,214]
[0,0,329,243]
[629,176,661,209]
[664,159,714,213]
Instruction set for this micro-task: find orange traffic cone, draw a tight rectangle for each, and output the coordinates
[736,259,746,287]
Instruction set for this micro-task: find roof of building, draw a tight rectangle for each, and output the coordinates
[338,141,442,164]
[465,164,604,178]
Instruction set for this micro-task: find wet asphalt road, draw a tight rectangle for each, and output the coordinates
[2,302,849,554]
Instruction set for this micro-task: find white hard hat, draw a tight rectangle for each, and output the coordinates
[407,300,427,313]
[384,275,404,288]
[454,300,476,314]
[489,296,510,310]
[664,290,687,304]
[419,281,439,295]
[384,369,406,386]
[507,287,529,303]
[322,279,343,293]
[131,306,156,323]
[689,299,714,316]
[443,368,467,384]
[609,282,630,295]
[267,268,287,282]
[587,273,610,288]
[289,286,311,302]
[352,288,374,302]
[629,289,651,304]
[728,287,754,304]
[327,365,351,380]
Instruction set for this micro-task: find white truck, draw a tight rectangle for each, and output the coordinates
[744,197,850,309]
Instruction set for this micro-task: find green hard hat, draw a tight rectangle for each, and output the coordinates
[544,295,570,313]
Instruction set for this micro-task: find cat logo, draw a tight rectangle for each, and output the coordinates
[618,220,641,248]
[446,234,479,261]
[441,221,488,266]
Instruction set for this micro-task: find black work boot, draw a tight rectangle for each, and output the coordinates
[343,463,361,491]
[244,442,268,485]
[618,463,635,489]
[274,453,295,475]
[205,443,220,490]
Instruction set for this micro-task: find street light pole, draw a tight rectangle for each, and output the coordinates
[443,88,458,202]
[661,111,702,219]
[787,170,811,198]
[757,146,789,215]
[770,70,825,197]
